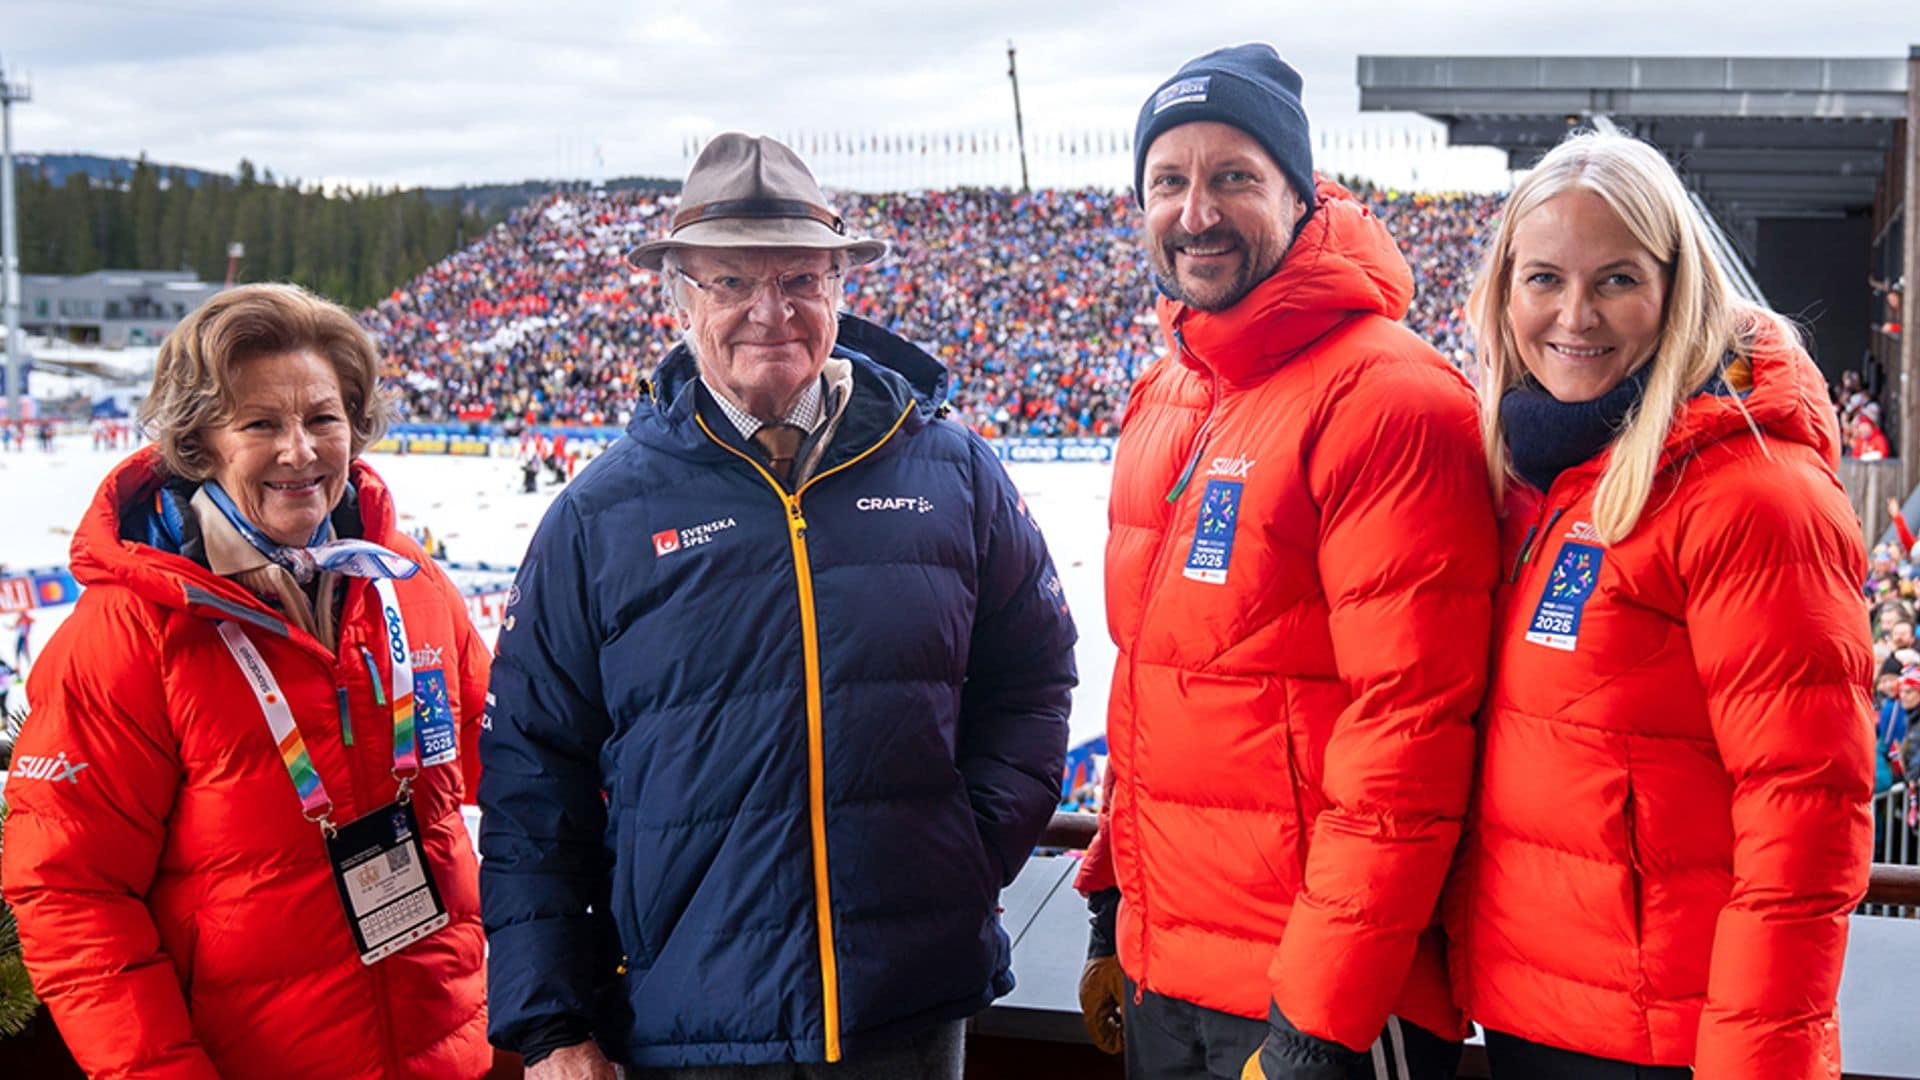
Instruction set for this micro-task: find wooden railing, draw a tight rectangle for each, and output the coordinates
[1039,812,1920,908]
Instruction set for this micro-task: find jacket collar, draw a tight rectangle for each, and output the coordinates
[72,446,399,622]
[628,313,947,468]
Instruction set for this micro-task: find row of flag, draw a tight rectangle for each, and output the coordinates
[680,126,1446,161]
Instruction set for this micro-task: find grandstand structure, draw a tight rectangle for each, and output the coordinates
[1358,49,1920,544]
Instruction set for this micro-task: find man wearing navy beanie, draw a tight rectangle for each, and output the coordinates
[1075,43,1497,1080]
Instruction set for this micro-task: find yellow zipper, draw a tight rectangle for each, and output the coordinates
[694,402,913,1062]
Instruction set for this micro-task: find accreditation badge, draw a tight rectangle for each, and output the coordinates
[1524,542,1604,651]
[413,668,458,767]
[1181,479,1242,585]
[325,799,449,964]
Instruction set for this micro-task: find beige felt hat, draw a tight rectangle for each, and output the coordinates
[625,132,887,271]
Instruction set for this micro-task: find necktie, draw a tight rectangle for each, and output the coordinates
[753,423,807,483]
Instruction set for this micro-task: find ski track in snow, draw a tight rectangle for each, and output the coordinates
[2,438,1115,748]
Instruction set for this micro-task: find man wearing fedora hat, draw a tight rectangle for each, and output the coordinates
[1073,45,1497,1080]
[478,132,1076,1079]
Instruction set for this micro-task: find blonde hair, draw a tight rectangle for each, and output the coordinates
[141,283,390,481]
[1468,130,1776,543]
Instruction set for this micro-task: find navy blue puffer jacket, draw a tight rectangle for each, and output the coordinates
[480,315,1077,1068]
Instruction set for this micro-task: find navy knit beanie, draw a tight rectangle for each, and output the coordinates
[1133,44,1315,213]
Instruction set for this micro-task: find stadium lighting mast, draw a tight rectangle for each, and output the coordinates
[1007,41,1032,193]
[0,56,29,425]
[1902,44,1918,490]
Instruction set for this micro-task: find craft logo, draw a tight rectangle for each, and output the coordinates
[653,517,738,558]
[856,496,933,514]
[1564,520,1603,543]
[10,751,90,785]
[1205,454,1256,479]
[1155,76,1210,113]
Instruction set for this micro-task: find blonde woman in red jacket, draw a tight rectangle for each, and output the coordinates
[2,284,491,1078]
[1446,131,1874,1079]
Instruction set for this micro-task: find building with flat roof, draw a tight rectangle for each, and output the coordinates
[22,269,225,348]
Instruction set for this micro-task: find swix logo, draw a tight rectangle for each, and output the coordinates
[409,643,443,669]
[857,496,933,514]
[11,751,90,785]
[1205,454,1256,479]
[653,517,738,558]
[1565,521,1603,543]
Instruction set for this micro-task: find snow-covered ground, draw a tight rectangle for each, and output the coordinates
[1,437,1115,748]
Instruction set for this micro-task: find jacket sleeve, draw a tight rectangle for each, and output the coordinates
[0,592,221,1080]
[478,494,617,1054]
[958,433,1077,886]
[1073,764,1118,895]
[1680,465,1873,1079]
[1280,359,1497,1051]
[451,577,492,805]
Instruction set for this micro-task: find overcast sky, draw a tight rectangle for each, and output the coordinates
[7,0,1917,192]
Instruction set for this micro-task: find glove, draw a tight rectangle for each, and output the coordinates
[1079,955,1127,1055]
[1241,1003,1362,1080]
[1079,887,1125,1054]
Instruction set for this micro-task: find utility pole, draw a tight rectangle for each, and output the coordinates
[0,56,29,425]
[1902,44,1919,501]
[1006,41,1032,193]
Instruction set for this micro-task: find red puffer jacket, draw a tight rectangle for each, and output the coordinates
[2,448,490,1079]
[1446,316,1873,1077]
[1076,180,1498,1051]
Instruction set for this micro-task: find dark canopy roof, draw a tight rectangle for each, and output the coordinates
[1357,54,1909,236]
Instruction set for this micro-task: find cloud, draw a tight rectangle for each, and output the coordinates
[8,0,1915,188]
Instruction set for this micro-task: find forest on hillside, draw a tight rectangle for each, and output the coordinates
[15,157,490,309]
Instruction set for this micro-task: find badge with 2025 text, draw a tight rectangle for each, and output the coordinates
[1182,480,1242,585]
[1524,542,1604,651]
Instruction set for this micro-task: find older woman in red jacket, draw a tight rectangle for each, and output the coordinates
[1446,130,1874,1080]
[2,284,490,1078]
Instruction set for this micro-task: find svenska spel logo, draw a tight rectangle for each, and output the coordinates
[653,529,681,557]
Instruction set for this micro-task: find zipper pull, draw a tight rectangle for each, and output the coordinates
[357,645,388,705]
[1508,525,1538,584]
[336,686,355,747]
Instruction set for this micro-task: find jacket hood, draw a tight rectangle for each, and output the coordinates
[70,446,403,618]
[628,313,949,452]
[1662,311,1839,470]
[1158,178,1414,386]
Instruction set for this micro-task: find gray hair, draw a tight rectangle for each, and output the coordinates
[141,282,390,481]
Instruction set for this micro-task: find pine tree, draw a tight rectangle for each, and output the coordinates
[0,711,39,1038]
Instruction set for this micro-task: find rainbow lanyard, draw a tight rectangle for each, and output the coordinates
[217,578,418,834]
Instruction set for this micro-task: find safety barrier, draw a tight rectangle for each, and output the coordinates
[1866,783,1920,917]
[1039,811,1920,913]
[0,566,81,615]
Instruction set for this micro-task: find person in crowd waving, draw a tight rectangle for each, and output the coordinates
[1075,43,1498,1080]
[479,133,1075,1079]
[1447,131,1873,1079]
[2,283,492,1078]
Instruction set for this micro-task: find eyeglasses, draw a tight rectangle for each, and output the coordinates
[671,266,840,307]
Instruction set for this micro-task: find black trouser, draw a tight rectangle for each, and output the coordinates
[1484,1030,1691,1079]
[1122,977,1461,1080]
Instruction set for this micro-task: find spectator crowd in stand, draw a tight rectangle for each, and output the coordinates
[361,182,1502,436]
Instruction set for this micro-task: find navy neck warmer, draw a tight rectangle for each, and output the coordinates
[1500,366,1654,495]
